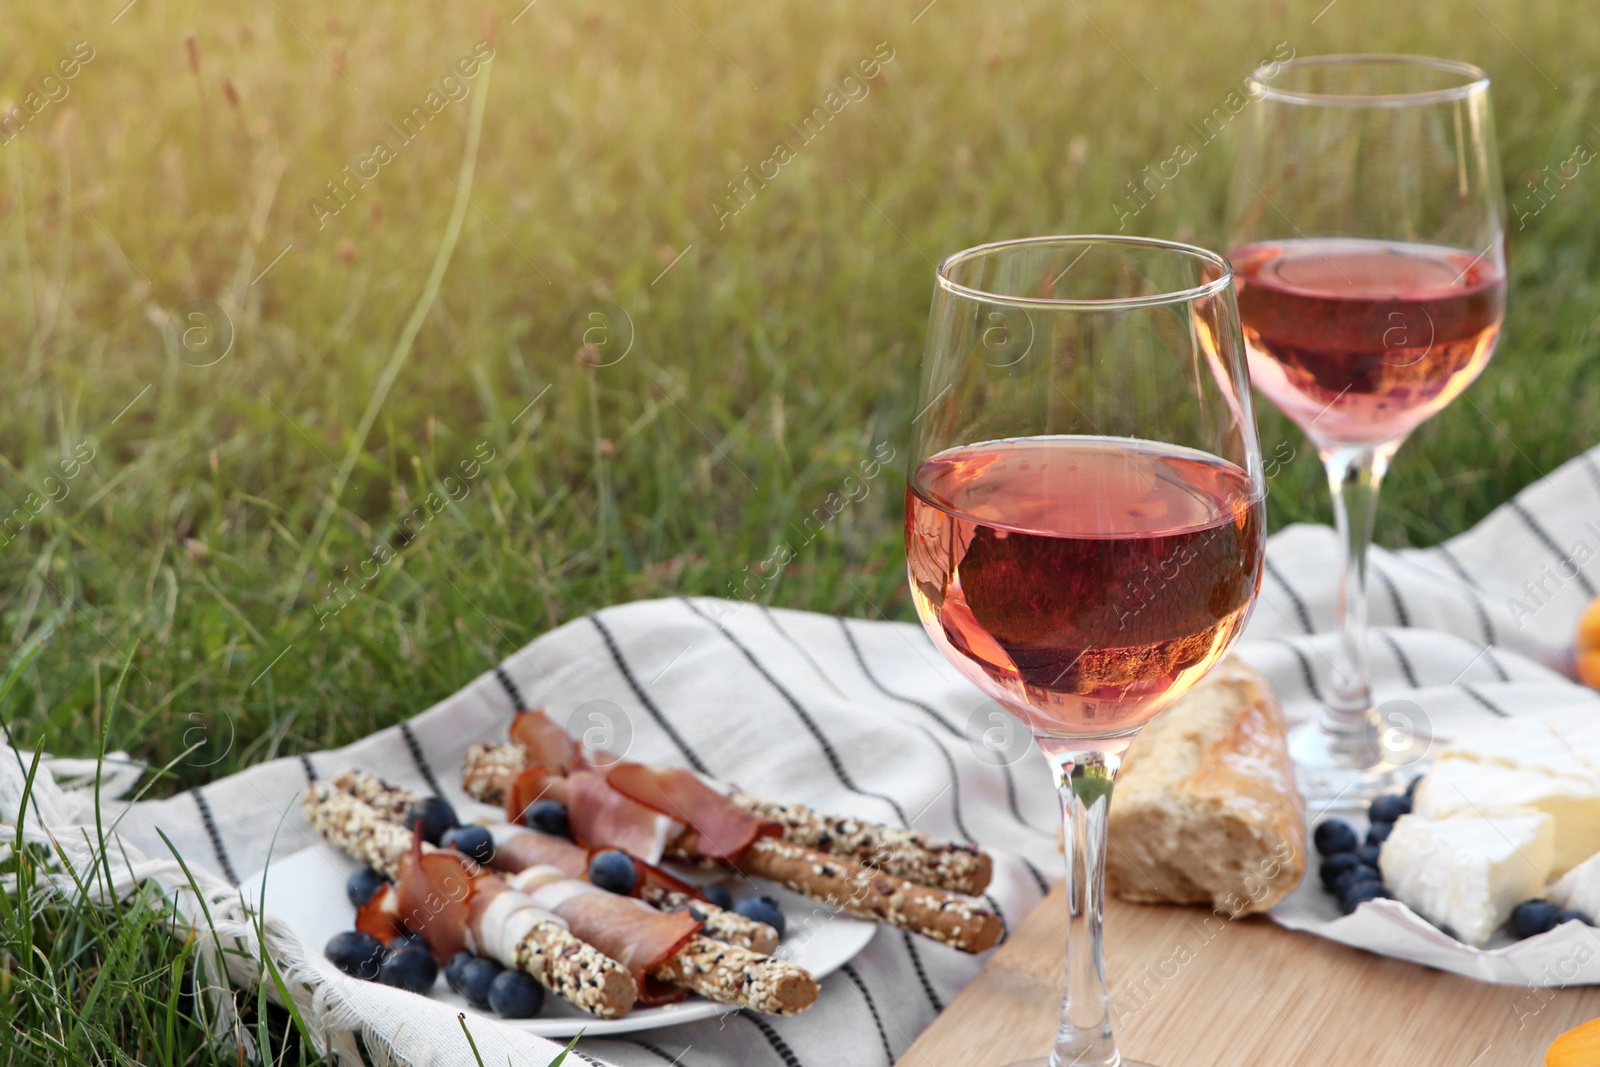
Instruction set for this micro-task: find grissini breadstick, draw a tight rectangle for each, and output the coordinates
[736,837,1004,953]
[331,769,779,953]
[728,793,992,897]
[314,777,817,1013]
[302,782,638,1018]
[466,729,994,896]
[462,747,1006,954]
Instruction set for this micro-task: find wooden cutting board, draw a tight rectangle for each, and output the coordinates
[897,883,1600,1067]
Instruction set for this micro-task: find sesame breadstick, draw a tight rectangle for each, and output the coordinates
[462,741,522,803]
[301,783,638,1018]
[304,781,414,879]
[650,936,818,1015]
[728,793,993,896]
[727,837,1005,954]
[332,769,414,823]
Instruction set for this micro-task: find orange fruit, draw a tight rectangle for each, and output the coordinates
[1547,1017,1600,1066]
[1579,595,1600,690]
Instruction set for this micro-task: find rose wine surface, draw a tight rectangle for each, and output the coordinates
[906,436,1263,738]
[1231,238,1505,448]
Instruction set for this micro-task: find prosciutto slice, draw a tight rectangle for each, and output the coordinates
[501,765,559,825]
[565,769,683,864]
[489,825,590,879]
[510,709,583,773]
[355,883,403,945]
[606,762,773,860]
[509,865,700,1000]
[394,829,490,963]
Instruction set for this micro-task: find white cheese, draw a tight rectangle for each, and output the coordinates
[1549,717,1600,780]
[1438,716,1598,782]
[1379,812,1555,946]
[1555,851,1600,920]
[1411,758,1600,875]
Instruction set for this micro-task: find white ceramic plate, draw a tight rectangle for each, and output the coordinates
[243,842,877,1037]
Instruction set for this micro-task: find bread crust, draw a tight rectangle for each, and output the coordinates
[1106,659,1306,916]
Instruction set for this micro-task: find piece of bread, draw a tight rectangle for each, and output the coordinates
[1105,658,1306,916]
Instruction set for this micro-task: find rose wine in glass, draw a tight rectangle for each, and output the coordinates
[1232,238,1505,447]
[1226,55,1507,801]
[907,437,1263,736]
[906,236,1264,1067]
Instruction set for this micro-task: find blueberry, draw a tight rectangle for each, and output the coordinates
[1340,881,1388,914]
[588,850,638,895]
[1313,818,1359,857]
[345,866,389,909]
[735,894,786,938]
[1356,844,1383,868]
[523,799,570,838]
[1332,864,1381,896]
[445,951,476,993]
[487,969,545,1018]
[1511,899,1562,938]
[390,929,427,953]
[458,957,504,1010]
[1318,853,1362,890]
[379,945,439,994]
[1368,794,1412,824]
[406,796,459,846]
[1404,775,1424,798]
[1366,821,1396,846]
[702,884,734,911]
[441,824,495,866]
[324,931,386,981]
[1556,909,1594,927]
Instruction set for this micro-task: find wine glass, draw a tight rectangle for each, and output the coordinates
[1225,55,1507,801]
[905,236,1266,1067]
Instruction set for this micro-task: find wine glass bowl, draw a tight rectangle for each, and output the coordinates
[1225,55,1507,800]
[905,236,1265,1067]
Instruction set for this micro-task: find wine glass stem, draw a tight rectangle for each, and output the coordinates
[1038,736,1132,1067]
[1319,443,1398,734]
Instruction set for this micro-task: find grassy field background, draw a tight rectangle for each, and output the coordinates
[1,0,1597,1060]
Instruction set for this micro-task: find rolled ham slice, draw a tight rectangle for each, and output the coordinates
[488,824,590,878]
[564,769,683,864]
[606,762,774,860]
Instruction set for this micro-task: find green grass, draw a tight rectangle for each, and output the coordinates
[1,0,1597,1060]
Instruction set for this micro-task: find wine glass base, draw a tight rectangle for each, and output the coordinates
[1002,1059,1159,1066]
[1288,719,1412,806]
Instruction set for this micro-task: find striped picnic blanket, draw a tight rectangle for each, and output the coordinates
[22,442,1600,1066]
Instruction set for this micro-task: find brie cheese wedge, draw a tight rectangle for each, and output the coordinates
[1438,715,1599,782]
[1411,757,1600,876]
[1379,811,1555,947]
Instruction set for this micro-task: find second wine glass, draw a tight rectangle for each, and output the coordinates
[1225,54,1507,801]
